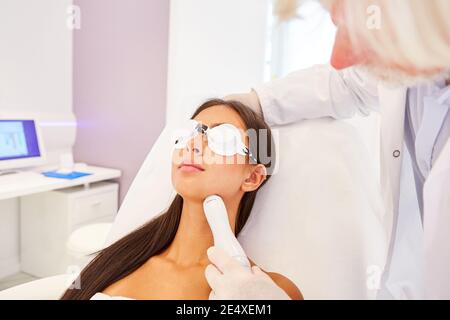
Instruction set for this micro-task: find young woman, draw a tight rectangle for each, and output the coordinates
[61,99,302,300]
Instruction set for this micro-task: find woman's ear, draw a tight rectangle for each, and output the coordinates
[241,164,267,192]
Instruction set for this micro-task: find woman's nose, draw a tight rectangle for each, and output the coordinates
[185,134,205,155]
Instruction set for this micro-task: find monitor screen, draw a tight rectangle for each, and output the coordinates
[0,120,41,161]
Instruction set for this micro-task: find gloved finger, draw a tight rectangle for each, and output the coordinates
[251,266,291,300]
[205,264,223,289]
[207,246,243,274]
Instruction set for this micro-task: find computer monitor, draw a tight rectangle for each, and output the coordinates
[0,119,46,171]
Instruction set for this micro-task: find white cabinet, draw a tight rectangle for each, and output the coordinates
[20,182,118,278]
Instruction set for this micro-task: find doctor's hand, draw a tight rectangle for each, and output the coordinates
[223,90,263,118]
[205,246,291,300]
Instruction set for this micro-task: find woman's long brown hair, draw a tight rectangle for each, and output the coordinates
[61,99,275,299]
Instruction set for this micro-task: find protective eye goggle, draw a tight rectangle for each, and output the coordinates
[173,119,257,163]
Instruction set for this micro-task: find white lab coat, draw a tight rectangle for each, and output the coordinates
[254,64,450,299]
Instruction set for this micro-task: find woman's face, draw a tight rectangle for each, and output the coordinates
[171,105,266,203]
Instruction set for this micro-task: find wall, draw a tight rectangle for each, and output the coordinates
[0,0,72,114]
[166,0,271,124]
[72,0,170,203]
[0,0,73,278]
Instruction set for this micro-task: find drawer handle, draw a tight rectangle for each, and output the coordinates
[91,201,102,207]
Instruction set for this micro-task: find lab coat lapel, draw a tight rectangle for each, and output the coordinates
[378,85,407,243]
[423,135,450,298]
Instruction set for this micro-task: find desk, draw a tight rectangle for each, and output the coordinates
[0,164,121,278]
[0,164,121,201]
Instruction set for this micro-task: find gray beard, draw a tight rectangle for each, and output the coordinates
[357,65,450,89]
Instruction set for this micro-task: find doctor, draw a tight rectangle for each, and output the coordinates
[205,0,450,299]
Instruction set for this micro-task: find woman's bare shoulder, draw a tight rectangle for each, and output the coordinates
[265,272,303,300]
[248,259,303,300]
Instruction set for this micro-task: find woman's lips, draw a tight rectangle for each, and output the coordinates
[178,163,205,173]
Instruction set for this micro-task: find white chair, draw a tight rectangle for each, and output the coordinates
[0,274,74,300]
[66,222,113,270]
[107,118,388,299]
[0,119,388,299]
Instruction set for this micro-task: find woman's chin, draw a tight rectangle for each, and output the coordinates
[176,189,208,202]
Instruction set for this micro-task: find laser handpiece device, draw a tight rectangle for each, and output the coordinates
[203,195,251,269]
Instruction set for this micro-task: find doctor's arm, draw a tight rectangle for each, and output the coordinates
[226,65,379,126]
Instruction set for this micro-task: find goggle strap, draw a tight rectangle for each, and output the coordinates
[243,146,258,163]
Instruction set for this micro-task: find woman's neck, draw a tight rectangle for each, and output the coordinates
[161,196,240,267]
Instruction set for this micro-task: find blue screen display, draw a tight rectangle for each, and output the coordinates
[0,120,41,161]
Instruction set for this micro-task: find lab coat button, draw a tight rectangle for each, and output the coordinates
[393,150,401,158]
